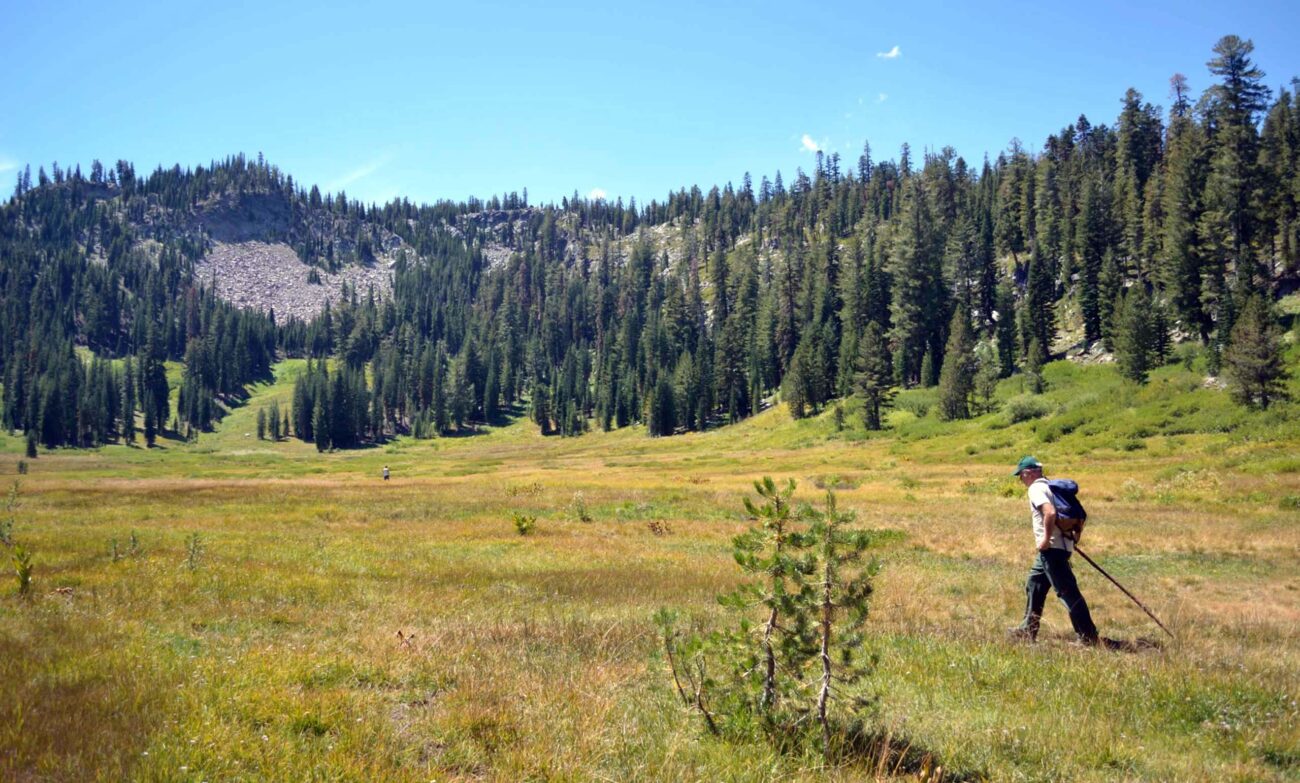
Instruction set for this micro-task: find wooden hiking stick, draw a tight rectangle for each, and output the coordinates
[1073,545,1176,640]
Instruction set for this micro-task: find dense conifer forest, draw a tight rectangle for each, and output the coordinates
[2,35,1295,449]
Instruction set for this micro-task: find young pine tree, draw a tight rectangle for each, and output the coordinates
[1114,286,1156,384]
[1223,295,1287,409]
[937,312,976,421]
[853,322,894,430]
[656,479,878,756]
[648,374,676,437]
[973,343,1001,414]
[810,491,878,760]
[268,399,281,441]
[1025,337,1045,394]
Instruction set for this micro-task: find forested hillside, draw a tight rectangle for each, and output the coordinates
[2,35,1295,451]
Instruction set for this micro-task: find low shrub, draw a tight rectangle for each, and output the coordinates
[1004,395,1052,424]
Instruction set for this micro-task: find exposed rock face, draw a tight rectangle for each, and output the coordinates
[194,241,392,322]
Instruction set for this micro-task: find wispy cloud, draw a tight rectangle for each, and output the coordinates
[878,93,889,103]
[324,155,391,193]
[876,45,901,59]
[588,188,607,201]
[801,134,822,153]
[0,156,17,175]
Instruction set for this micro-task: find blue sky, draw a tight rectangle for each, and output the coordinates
[3,1,1299,208]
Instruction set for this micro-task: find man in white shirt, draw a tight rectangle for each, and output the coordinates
[1008,456,1099,645]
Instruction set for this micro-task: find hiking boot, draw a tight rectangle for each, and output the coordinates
[1006,625,1037,643]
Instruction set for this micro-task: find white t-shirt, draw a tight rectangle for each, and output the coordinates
[1028,478,1073,552]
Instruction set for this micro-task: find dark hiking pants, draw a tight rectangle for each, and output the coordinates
[1019,548,1098,640]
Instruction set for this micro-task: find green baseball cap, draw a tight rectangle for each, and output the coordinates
[1012,456,1043,476]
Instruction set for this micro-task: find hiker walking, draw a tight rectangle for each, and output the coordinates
[383,465,390,481]
[1008,456,1099,645]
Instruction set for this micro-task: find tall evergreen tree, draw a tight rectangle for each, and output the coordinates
[1114,286,1157,383]
[1223,295,1287,408]
[853,322,894,430]
[937,312,976,420]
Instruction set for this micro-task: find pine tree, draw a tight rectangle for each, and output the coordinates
[1114,286,1156,384]
[1025,244,1055,360]
[995,280,1018,378]
[919,348,936,389]
[121,357,136,444]
[313,398,329,452]
[648,374,676,436]
[268,400,281,441]
[853,322,894,430]
[782,337,813,419]
[973,343,1001,414]
[1202,36,1271,284]
[530,379,551,435]
[937,312,975,420]
[888,182,941,386]
[1098,249,1124,350]
[1077,176,1109,343]
[143,401,157,447]
[1025,337,1045,394]
[256,408,266,440]
[1223,295,1287,408]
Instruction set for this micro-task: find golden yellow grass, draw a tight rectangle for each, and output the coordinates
[1,395,1298,781]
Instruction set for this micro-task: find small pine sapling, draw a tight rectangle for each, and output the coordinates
[12,544,33,597]
[185,533,205,571]
[734,477,813,718]
[809,491,879,760]
[512,512,536,536]
[657,478,881,756]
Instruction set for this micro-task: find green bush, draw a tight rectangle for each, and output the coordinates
[1004,395,1052,424]
[895,395,932,419]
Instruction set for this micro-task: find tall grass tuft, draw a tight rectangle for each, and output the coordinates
[569,491,593,523]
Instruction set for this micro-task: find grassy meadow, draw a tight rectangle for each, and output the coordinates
[2,355,1299,782]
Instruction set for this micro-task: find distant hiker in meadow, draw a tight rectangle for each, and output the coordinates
[1007,456,1100,646]
[383,465,390,481]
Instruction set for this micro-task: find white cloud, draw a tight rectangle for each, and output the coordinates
[588,188,607,201]
[324,155,391,193]
[878,93,889,103]
[0,156,17,175]
[876,45,901,59]
[801,134,821,153]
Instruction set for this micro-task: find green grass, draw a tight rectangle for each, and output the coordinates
[1,356,1298,781]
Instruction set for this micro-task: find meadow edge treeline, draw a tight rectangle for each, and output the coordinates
[1,35,1295,449]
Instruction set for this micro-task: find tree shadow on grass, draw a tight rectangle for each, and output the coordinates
[837,722,983,782]
[1101,636,1164,653]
